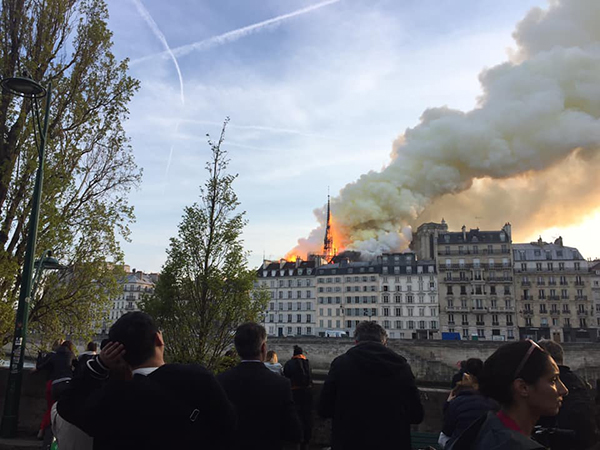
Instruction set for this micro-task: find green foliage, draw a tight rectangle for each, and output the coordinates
[142,119,269,370]
[0,0,140,345]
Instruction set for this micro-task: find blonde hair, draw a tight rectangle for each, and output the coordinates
[266,350,278,363]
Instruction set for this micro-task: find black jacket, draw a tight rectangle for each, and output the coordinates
[283,356,312,389]
[318,341,424,450]
[57,358,236,450]
[538,365,598,450]
[448,411,545,450]
[36,346,76,381]
[218,361,302,450]
[443,389,498,445]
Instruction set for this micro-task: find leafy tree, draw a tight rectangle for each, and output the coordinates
[142,119,269,370]
[0,0,141,346]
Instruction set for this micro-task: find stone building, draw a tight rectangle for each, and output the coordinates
[312,253,437,339]
[413,221,517,341]
[591,261,600,329]
[257,258,323,337]
[100,268,158,335]
[513,238,596,342]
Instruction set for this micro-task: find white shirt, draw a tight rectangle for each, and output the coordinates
[132,367,160,376]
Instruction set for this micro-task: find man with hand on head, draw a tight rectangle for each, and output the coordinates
[57,311,236,450]
[218,322,302,450]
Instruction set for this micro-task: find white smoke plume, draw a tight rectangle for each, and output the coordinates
[289,0,600,259]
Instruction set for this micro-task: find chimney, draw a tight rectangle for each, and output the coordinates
[461,225,466,240]
[503,222,512,239]
[280,259,286,269]
[295,257,302,268]
[554,236,563,247]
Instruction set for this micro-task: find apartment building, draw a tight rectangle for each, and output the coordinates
[257,258,322,337]
[591,261,600,329]
[313,253,437,338]
[514,238,597,342]
[413,221,517,341]
[100,268,158,334]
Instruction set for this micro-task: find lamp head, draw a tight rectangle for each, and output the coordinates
[34,252,66,270]
[1,76,46,99]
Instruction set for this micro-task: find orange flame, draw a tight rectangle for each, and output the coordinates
[283,216,350,262]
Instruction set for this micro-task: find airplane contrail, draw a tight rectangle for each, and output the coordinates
[131,0,341,65]
[184,119,342,141]
[131,0,185,105]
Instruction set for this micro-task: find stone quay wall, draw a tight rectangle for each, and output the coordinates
[267,338,600,384]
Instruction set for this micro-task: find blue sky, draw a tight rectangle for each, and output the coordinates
[104,0,600,271]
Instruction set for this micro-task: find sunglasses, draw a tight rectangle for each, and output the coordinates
[514,339,543,379]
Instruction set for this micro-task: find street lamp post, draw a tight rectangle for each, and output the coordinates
[0,76,52,438]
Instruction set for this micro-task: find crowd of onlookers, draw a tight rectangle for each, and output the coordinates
[31,311,600,450]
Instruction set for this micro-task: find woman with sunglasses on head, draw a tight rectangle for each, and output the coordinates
[448,340,568,450]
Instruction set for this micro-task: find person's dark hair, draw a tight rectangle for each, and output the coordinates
[100,338,110,350]
[354,321,387,343]
[465,358,484,380]
[61,340,76,354]
[109,312,159,367]
[234,322,266,360]
[459,360,467,370]
[293,345,303,356]
[479,341,552,407]
[86,341,98,352]
[538,339,564,365]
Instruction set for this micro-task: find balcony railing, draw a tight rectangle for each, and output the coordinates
[574,296,588,301]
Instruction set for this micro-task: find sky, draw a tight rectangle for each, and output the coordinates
[104,0,600,272]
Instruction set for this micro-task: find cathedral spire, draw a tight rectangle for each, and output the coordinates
[323,193,335,261]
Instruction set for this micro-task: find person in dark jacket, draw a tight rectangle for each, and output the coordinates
[76,342,98,374]
[318,321,424,450]
[218,322,302,450]
[37,340,77,400]
[448,340,568,450]
[442,358,498,448]
[35,339,64,440]
[537,340,599,450]
[284,345,313,450]
[57,312,236,450]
